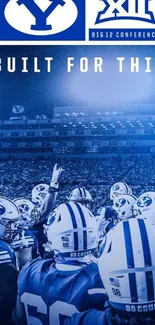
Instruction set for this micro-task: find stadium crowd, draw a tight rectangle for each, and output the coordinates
[0,156,154,213]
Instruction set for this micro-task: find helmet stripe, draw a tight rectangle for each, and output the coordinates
[79,188,83,198]
[123,183,129,193]
[65,203,78,251]
[83,188,86,197]
[74,203,87,227]
[123,221,138,303]
[137,218,154,301]
[74,202,87,250]
[0,240,16,266]
[137,219,152,267]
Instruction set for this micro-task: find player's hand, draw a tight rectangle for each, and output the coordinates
[50,164,64,189]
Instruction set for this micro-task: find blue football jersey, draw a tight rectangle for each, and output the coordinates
[64,309,113,325]
[12,229,39,259]
[99,206,118,234]
[18,258,107,325]
[30,220,47,256]
[0,240,18,324]
[0,239,16,266]
[64,308,152,325]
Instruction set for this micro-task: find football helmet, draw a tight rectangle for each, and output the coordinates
[98,218,155,313]
[67,188,93,208]
[32,183,49,207]
[110,182,132,201]
[14,198,34,229]
[113,194,136,221]
[46,201,98,259]
[0,197,19,242]
[134,191,155,223]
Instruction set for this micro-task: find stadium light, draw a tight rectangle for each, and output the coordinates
[68,61,153,107]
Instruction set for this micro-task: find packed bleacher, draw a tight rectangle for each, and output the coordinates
[0,156,154,213]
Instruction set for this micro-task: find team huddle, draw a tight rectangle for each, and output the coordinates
[1,163,155,325]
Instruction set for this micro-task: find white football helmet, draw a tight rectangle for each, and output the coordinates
[14,198,34,229]
[0,197,19,242]
[67,188,93,207]
[110,182,132,201]
[32,183,49,207]
[98,218,155,313]
[134,192,155,223]
[46,201,98,259]
[113,194,136,221]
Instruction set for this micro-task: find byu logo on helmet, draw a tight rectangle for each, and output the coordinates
[20,204,29,212]
[95,0,155,24]
[137,196,152,208]
[36,185,45,192]
[4,0,79,36]
[113,184,120,191]
[115,198,126,208]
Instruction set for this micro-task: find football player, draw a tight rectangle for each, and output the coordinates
[67,187,93,209]
[97,182,133,237]
[30,163,64,224]
[110,181,132,202]
[29,163,64,256]
[14,201,107,325]
[134,191,155,224]
[32,183,49,208]
[13,198,39,265]
[113,193,137,221]
[65,217,155,325]
[13,198,35,229]
[0,197,19,324]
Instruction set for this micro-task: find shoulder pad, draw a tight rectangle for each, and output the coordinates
[0,240,15,265]
[12,232,35,251]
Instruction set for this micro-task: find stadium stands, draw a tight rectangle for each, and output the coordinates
[0,156,154,213]
[0,107,155,212]
[0,111,155,158]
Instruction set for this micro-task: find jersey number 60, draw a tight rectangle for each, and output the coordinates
[21,292,79,325]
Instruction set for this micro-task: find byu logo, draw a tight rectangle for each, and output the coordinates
[95,0,155,24]
[113,184,120,191]
[115,198,126,208]
[137,196,152,208]
[48,210,56,225]
[12,105,24,114]
[37,185,45,192]
[19,204,30,213]
[5,0,78,35]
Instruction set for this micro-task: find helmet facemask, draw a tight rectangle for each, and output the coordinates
[1,217,20,243]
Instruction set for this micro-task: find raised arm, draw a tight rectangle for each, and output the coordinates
[31,164,64,224]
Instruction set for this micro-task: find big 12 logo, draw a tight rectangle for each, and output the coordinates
[4,0,78,35]
[95,0,155,24]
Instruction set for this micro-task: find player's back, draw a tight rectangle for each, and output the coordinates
[0,239,18,325]
[18,258,107,325]
[12,229,40,269]
[0,239,16,266]
[98,206,118,234]
[30,220,47,256]
[64,309,113,325]
[64,308,155,325]
[13,229,39,258]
